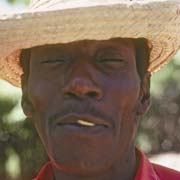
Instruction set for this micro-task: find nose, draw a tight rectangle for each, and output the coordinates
[63,77,103,100]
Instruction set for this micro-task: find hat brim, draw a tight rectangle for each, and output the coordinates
[0,0,180,87]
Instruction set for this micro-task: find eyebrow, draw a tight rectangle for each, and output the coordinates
[94,44,133,57]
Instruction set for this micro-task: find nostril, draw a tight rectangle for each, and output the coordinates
[65,92,78,98]
[87,92,98,98]
[63,82,103,99]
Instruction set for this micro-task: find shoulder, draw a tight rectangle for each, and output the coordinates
[152,163,180,180]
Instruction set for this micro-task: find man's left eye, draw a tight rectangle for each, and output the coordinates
[96,58,126,66]
[96,57,127,71]
[98,58,124,63]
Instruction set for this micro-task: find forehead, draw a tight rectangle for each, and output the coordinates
[30,38,136,57]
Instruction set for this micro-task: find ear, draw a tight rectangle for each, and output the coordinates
[136,73,151,116]
[21,74,34,118]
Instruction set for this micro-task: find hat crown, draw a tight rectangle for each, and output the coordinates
[30,0,63,9]
[30,0,180,10]
[30,0,132,10]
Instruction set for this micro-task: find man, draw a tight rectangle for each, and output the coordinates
[0,0,180,180]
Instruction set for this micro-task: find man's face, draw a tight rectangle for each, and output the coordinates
[24,38,144,175]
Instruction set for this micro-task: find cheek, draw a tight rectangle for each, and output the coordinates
[106,74,140,112]
[27,74,64,141]
[28,60,67,112]
[103,74,140,138]
[28,73,64,114]
[27,82,54,150]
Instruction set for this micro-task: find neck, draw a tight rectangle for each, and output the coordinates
[52,147,138,180]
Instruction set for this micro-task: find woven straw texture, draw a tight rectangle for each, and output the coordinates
[0,0,180,87]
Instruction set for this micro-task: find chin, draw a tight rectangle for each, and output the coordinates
[49,154,114,176]
[42,123,117,174]
[45,134,118,176]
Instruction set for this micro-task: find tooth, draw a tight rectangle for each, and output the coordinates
[77,120,95,127]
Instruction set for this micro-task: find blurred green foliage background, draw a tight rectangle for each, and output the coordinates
[6,0,30,5]
[0,0,180,180]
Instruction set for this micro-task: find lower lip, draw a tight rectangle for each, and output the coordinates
[56,124,109,137]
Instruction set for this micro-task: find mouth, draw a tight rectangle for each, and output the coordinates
[55,114,112,132]
[56,114,111,127]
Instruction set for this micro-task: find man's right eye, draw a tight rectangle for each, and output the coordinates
[40,58,69,64]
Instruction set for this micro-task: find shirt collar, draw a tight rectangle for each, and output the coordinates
[33,161,54,180]
[34,148,159,180]
[134,148,159,180]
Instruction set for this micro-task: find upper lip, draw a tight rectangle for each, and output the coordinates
[55,113,112,128]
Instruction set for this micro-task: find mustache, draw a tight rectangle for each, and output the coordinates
[48,101,113,124]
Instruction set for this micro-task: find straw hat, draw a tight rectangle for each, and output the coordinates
[0,0,180,87]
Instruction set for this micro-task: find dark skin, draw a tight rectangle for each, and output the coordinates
[20,38,150,180]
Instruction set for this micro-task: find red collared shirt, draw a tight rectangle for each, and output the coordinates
[34,149,180,180]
